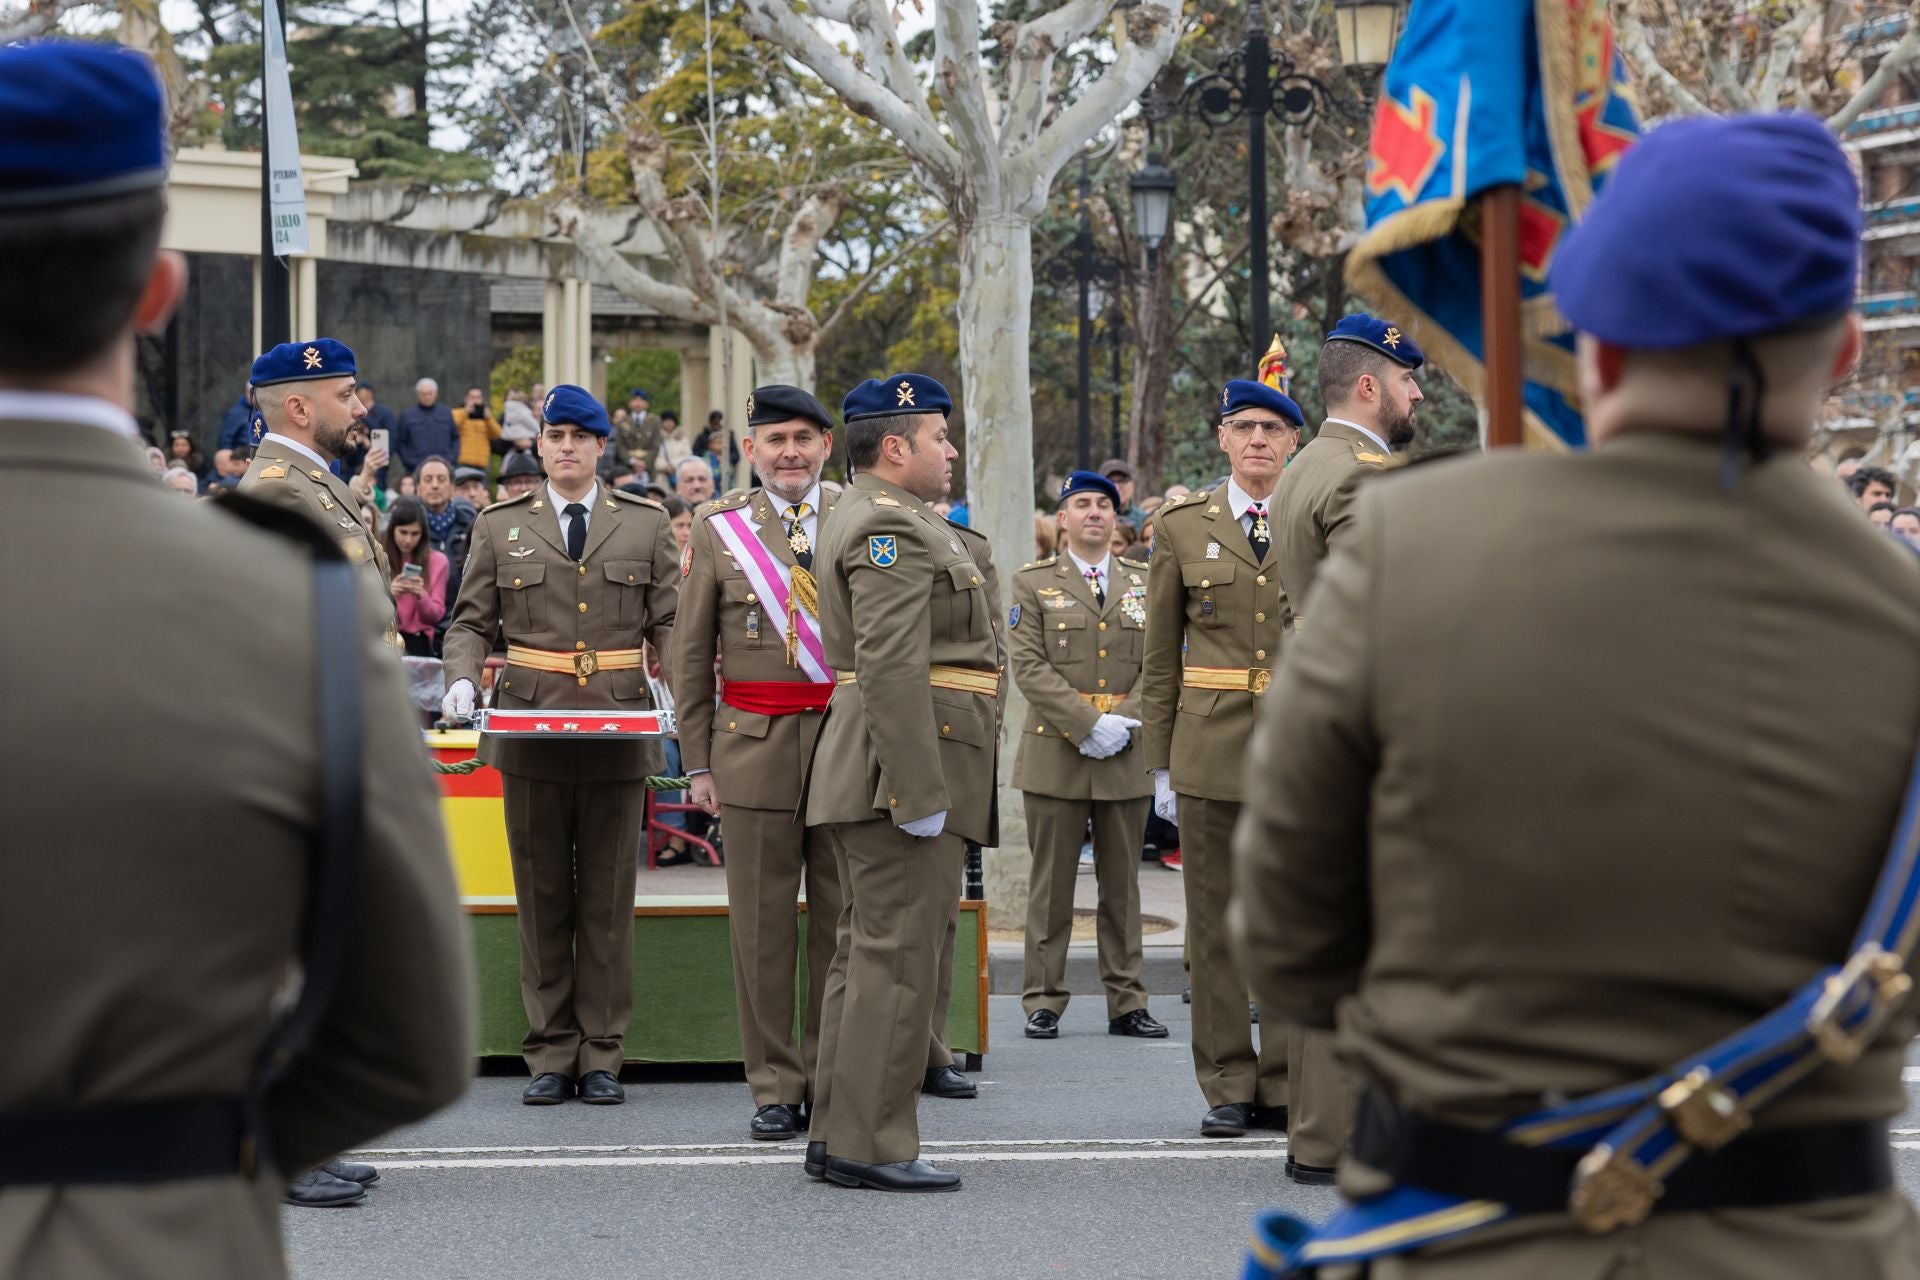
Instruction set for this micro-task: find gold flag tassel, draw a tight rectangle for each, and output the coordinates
[785,564,820,667]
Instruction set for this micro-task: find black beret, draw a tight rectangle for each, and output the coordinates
[747,384,834,433]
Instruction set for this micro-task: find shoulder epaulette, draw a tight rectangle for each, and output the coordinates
[1353,448,1390,466]
[1160,490,1207,515]
[1032,554,1057,567]
[872,494,902,508]
[610,488,666,510]
[1118,555,1149,570]
[489,489,536,509]
[257,463,288,480]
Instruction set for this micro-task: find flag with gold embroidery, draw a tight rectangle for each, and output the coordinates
[1344,0,1639,448]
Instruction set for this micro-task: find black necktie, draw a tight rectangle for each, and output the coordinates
[564,502,587,562]
[1247,502,1270,562]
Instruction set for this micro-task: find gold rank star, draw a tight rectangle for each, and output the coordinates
[1382,327,1402,349]
[303,346,322,369]
[896,381,916,407]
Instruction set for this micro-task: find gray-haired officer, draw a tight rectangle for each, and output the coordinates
[0,40,470,1272]
[1010,469,1165,1041]
[1235,113,1920,1276]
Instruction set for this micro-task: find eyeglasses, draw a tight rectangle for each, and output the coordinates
[1222,419,1295,437]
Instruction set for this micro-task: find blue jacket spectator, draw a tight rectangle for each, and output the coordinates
[215,391,252,452]
[396,378,458,475]
[356,380,398,439]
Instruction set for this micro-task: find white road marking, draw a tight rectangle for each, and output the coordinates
[1905,1067,1920,1083]
[357,1136,1288,1156]
[354,1148,1295,1172]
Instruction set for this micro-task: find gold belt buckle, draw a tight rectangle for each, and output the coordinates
[1248,668,1272,697]
[1568,1143,1661,1233]
[574,650,599,678]
[1807,943,1913,1065]
[1656,1066,1750,1150]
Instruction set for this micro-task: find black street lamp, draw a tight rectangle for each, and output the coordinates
[1042,161,1125,471]
[1145,0,1403,373]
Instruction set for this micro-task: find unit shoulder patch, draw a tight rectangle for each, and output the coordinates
[868,534,899,567]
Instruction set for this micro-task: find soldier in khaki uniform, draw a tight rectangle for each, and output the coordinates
[1234,115,1920,1277]
[442,384,678,1106]
[1010,469,1165,1041]
[1139,379,1301,1149]
[803,373,998,1194]
[238,338,398,646]
[0,41,472,1278]
[673,384,843,1141]
[1270,312,1424,627]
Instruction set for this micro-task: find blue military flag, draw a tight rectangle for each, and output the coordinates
[1345,0,1640,449]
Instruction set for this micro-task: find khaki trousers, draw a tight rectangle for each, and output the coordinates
[502,773,646,1077]
[928,882,959,1071]
[1021,792,1149,1019]
[1178,793,1288,1109]
[809,818,963,1164]
[1344,1191,1920,1280]
[719,804,843,1107]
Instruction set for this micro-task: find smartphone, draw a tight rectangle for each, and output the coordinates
[370,427,390,456]
[400,562,424,579]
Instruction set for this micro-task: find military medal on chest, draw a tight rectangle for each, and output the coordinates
[1120,588,1146,627]
[1250,507,1271,545]
[1205,540,1221,559]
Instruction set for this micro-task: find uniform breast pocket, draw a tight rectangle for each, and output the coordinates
[941,560,988,641]
[721,576,774,648]
[1043,610,1090,665]
[1181,561,1235,628]
[498,562,546,633]
[603,558,648,628]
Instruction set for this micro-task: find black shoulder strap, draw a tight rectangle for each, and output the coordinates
[214,494,365,1175]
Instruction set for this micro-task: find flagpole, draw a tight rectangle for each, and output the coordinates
[259,0,290,349]
[1480,184,1523,448]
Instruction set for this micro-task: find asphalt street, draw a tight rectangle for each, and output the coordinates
[285,997,1920,1280]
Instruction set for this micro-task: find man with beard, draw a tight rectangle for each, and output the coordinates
[1270,314,1424,633]
[673,384,843,1142]
[241,339,398,651]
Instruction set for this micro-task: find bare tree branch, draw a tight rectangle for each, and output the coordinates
[815,222,943,345]
[1703,44,1752,110]
[740,0,962,194]
[846,0,928,116]
[553,199,718,327]
[1829,2,1920,132]
[774,187,847,307]
[1009,3,1177,210]
[1753,0,1822,110]
[1003,0,1114,150]
[934,0,1005,203]
[1617,4,1711,118]
[0,0,97,42]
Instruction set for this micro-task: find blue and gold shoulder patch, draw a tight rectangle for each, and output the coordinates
[868,535,898,567]
[1008,604,1021,628]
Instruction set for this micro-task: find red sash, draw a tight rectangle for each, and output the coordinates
[720,679,835,716]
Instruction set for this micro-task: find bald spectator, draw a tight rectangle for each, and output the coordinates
[675,455,715,505]
[396,378,458,476]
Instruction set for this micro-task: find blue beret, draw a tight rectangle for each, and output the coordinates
[1550,113,1861,349]
[1059,469,1121,509]
[1219,380,1305,426]
[629,387,650,399]
[251,338,357,387]
[0,42,168,210]
[1326,313,1424,369]
[748,384,834,433]
[843,373,952,423]
[541,384,610,436]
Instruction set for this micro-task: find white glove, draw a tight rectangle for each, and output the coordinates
[1152,768,1177,824]
[441,678,476,724]
[899,810,948,839]
[1079,714,1141,760]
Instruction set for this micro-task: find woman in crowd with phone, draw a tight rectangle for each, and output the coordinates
[382,495,449,656]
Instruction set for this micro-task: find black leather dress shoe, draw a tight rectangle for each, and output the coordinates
[1251,1104,1290,1133]
[922,1065,977,1098]
[1286,1157,1337,1186]
[1108,1009,1169,1038]
[321,1158,379,1185]
[522,1072,573,1105]
[804,1141,827,1180]
[1024,1009,1060,1039]
[282,1168,366,1207]
[751,1103,802,1140]
[578,1070,625,1105]
[1182,986,1191,1003]
[1201,1102,1254,1137]
[824,1156,962,1192]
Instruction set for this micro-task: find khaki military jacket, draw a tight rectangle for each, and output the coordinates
[804,474,1000,844]
[948,516,1007,845]
[443,485,678,783]
[1,419,472,1280]
[1138,483,1287,802]
[1270,419,1391,628]
[671,486,841,811]
[1233,432,1920,1134]
[239,437,395,634]
[1009,553,1152,801]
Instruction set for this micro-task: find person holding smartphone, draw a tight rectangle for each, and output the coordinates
[383,495,449,656]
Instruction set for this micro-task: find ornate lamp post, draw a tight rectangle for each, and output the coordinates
[1042,162,1126,470]
[1145,0,1403,373]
